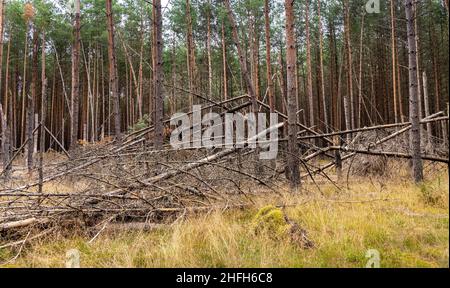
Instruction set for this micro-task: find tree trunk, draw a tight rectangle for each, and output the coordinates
[405,0,423,183]
[391,0,399,123]
[250,14,260,101]
[27,28,39,172]
[2,34,10,176]
[21,22,29,147]
[305,0,314,128]
[285,0,300,189]
[344,0,354,135]
[224,0,257,111]
[70,0,80,149]
[186,0,197,107]
[357,12,365,128]
[106,0,122,141]
[318,0,328,132]
[0,0,4,105]
[0,105,9,176]
[0,0,4,167]
[264,0,274,112]
[224,0,262,174]
[153,0,164,149]
[38,32,47,194]
[221,20,228,101]
[422,72,433,151]
[414,0,424,140]
[278,50,287,116]
[430,26,444,141]
[138,23,144,120]
[206,0,213,104]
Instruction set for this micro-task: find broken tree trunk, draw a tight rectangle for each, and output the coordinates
[328,147,448,164]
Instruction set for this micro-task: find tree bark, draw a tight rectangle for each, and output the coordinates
[264,0,274,112]
[27,28,39,172]
[224,0,257,111]
[21,21,30,148]
[153,0,164,149]
[422,72,433,151]
[186,0,197,107]
[38,32,47,194]
[285,0,300,189]
[405,0,423,183]
[357,12,365,128]
[305,0,314,128]
[414,1,424,140]
[318,0,328,132]
[221,20,228,101]
[70,0,81,149]
[0,0,4,168]
[138,22,144,120]
[206,0,213,104]
[278,51,286,116]
[0,0,4,105]
[344,0,354,135]
[391,0,399,123]
[106,0,122,141]
[250,14,260,101]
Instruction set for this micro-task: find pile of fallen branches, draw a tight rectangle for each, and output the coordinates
[0,95,448,247]
[0,127,289,243]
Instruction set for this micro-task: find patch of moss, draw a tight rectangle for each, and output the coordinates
[252,205,290,237]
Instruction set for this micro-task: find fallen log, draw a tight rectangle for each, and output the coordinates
[299,115,448,140]
[253,97,334,145]
[0,217,38,230]
[145,122,284,184]
[328,146,449,163]
[304,112,447,176]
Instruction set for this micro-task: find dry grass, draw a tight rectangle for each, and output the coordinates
[1,170,448,268]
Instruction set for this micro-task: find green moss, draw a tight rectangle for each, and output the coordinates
[252,205,290,236]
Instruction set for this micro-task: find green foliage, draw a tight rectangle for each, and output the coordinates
[128,114,150,132]
[252,205,290,237]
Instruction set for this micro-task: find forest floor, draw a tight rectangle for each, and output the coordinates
[0,167,448,268]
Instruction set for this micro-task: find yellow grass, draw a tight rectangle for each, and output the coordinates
[0,172,448,268]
